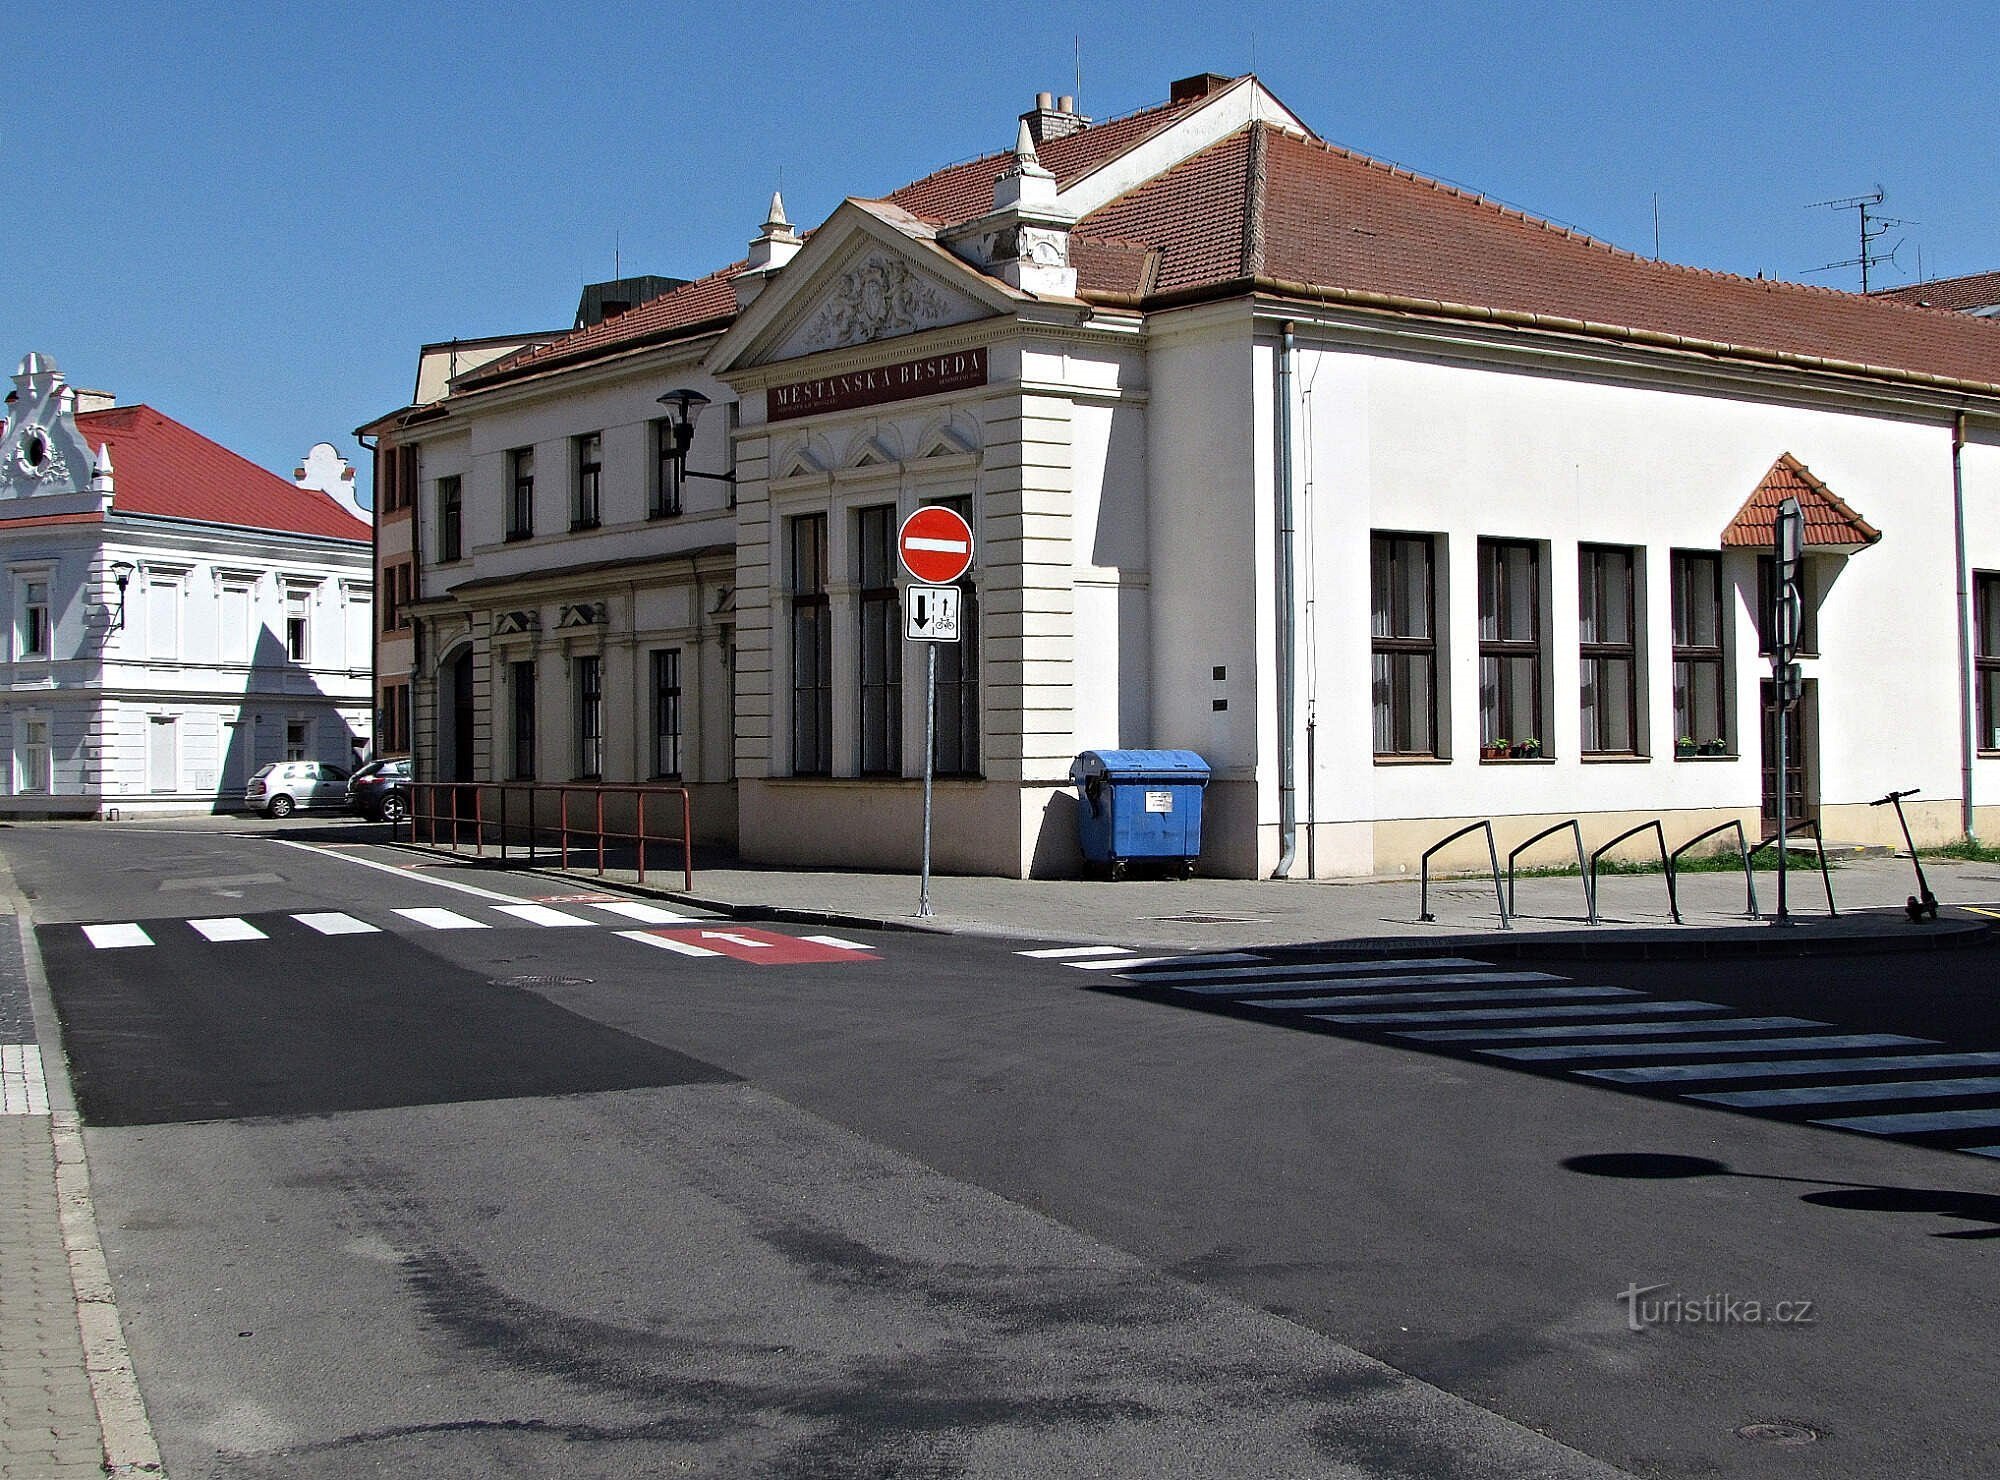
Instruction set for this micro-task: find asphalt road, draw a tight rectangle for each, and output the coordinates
[10,819,2000,1478]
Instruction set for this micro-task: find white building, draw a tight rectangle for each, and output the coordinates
[0,353,373,816]
[365,73,2000,877]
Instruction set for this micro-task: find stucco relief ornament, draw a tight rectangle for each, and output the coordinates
[11,425,69,484]
[803,256,949,350]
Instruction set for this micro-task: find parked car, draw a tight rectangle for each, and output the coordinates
[244,761,350,818]
[345,758,412,822]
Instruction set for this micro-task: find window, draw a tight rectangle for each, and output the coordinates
[507,447,535,540]
[790,514,831,774]
[438,475,462,562]
[221,584,251,662]
[857,505,901,774]
[148,717,179,792]
[1757,554,1817,657]
[19,578,49,660]
[1477,539,1543,753]
[18,718,49,794]
[651,648,683,778]
[573,655,603,777]
[286,590,311,662]
[1371,533,1438,756]
[510,660,536,779]
[1579,545,1639,755]
[146,574,181,661]
[379,681,410,754]
[1673,552,1728,754]
[381,566,400,633]
[377,445,417,513]
[1977,573,2000,751]
[651,418,683,518]
[931,497,979,776]
[572,432,602,530]
[284,720,308,762]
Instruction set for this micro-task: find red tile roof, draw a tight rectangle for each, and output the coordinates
[1722,453,1881,549]
[457,264,744,388]
[1873,270,2000,313]
[73,406,369,542]
[1076,124,2000,391]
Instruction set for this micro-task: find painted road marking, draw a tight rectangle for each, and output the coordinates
[187,917,269,943]
[1020,946,1132,959]
[1312,1000,1720,1024]
[1579,1052,2000,1084]
[618,930,720,957]
[292,912,381,936]
[1691,1076,2000,1109]
[1407,1014,1820,1042]
[587,901,691,925]
[1815,1107,2000,1135]
[641,928,880,965]
[1135,958,1489,984]
[801,935,873,951]
[1244,985,1639,1009]
[492,904,594,928]
[1,1045,47,1115]
[1967,1146,2000,1159]
[394,908,489,931]
[1485,1033,1933,1062]
[1073,956,1176,971]
[82,924,152,949]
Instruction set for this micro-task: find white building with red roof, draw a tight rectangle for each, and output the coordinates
[0,353,373,817]
[364,73,2000,878]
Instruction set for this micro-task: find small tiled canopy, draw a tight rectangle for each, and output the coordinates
[1721,453,1882,552]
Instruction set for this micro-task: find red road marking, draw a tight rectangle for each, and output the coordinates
[642,927,876,965]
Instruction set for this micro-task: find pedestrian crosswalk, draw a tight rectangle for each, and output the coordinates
[66,903,881,968]
[1027,942,2000,1161]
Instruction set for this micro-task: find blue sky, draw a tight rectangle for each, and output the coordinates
[16,1,1996,504]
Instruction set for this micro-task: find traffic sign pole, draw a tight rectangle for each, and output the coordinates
[1772,496,1803,927]
[898,506,973,919]
[919,643,937,918]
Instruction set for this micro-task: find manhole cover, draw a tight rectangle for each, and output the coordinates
[490,975,594,988]
[1735,1420,1821,1446]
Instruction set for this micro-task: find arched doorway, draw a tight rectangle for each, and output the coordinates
[436,647,475,782]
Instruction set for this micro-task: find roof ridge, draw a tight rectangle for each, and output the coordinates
[1267,129,2000,326]
[1241,121,1268,279]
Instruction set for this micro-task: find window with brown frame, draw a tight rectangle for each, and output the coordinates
[1977,572,2000,751]
[1371,532,1438,756]
[1477,538,1543,755]
[1672,551,1728,753]
[1579,544,1639,755]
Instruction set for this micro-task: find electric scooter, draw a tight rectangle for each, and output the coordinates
[1870,788,1939,922]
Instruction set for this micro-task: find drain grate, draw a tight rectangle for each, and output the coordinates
[490,975,594,988]
[1735,1420,1821,1446]
[1145,913,1250,924]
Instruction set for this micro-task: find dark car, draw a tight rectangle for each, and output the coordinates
[345,758,411,822]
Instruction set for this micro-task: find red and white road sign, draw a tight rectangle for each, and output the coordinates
[632,927,878,965]
[897,506,974,584]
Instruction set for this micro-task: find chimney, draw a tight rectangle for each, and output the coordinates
[1019,88,1089,145]
[72,388,116,413]
[1170,72,1234,103]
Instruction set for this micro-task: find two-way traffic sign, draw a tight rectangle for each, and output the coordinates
[906,584,961,642]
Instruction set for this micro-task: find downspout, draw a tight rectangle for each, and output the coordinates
[1953,410,1975,841]
[1272,322,1298,877]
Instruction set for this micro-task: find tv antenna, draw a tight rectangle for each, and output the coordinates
[1803,187,1912,293]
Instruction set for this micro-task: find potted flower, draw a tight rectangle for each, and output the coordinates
[1514,736,1542,759]
[1482,737,1510,760]
[1676,735,1697,757]
[1699,737,1728,756]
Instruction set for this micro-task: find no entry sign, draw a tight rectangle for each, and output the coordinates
[897,506,974,584]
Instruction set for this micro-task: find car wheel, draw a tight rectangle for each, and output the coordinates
[266,794,296,819]
[377,793,408,823]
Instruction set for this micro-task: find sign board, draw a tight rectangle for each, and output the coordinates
[769,349,988,423]
[1144,790,1174,813]
[1775,495,1804,589]
[905,584,961,642]
[898,506,974,584]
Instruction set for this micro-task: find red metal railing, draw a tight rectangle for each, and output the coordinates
[404,782,694,891]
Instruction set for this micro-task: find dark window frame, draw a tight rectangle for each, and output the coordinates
[651,648,683,779]
[1978,572,2000,752]
[572,432,602,531]
[1477,538,1545,755]
[789,514,832,775]
[1578,543,1640,756]
[506,447,535,541]
[437,474,462,562]
[651,418,683,519]
[857,505,901,776]
[1371,532,1439,757]
[510,659,536,780]
[1672,550,1729,754]
[573,654,603,778]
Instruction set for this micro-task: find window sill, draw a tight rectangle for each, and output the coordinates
[648,509,684,521]
[570,520,601,533]
[1673,753,1739,762]
[1374,754,1450,765]
[1478,755,1553,764]
[1582,753,1652,763]
[504,532,532,544]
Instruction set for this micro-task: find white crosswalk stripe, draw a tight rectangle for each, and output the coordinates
[393,908,489,931]
[187,917,268,943]
[1245,985,1638,1009]
[1133,957,1489,984]
[1485,1033,1932,1062]
[293,912,380,935]
[1401,1013,1817,1041]
[1580,1051,2000,1084]
[587,901,692,925]
[491,904,594,928]
[81,923,151,949]
[1019,945,1132,959]
[1317,1001,1738,1027]
[616,929,720,957]
[1067,955,1177,971]
[1692,1076,2000,1109]
[1815,1108,2000,1136]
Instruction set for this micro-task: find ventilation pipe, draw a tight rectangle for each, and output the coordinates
[1954,410,1976,841]
[1272,323,1299,877]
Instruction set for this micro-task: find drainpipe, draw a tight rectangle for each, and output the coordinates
[1272,323,1299,877]
[1953,410,1975,841]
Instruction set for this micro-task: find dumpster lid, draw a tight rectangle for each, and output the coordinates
[1072,748,1211,782]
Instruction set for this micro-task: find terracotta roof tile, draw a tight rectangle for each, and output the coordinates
[1075,128,1256,293]
[459,266,744,388]
[1722,453,1881,548]
[1873,270,2000,314]
[74,406,369,541]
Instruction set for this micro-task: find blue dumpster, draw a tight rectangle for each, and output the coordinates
[1070,749,1210,879]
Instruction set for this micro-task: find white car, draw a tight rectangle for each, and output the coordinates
[244,761,350,818]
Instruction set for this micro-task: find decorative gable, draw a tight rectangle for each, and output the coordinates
[776,248,984,360]
[0,354,103,503]
[1722,454,1882,551]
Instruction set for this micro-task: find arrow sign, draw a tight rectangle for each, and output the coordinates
[906,585,961,642]
[898,506,974,584]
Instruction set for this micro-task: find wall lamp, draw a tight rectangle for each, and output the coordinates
[108,561,134,631]
[655,389,736,484]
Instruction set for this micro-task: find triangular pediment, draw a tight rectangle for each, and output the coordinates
[710,201,1020,375]
[0,353,100,502]
[1721,453,1882,552]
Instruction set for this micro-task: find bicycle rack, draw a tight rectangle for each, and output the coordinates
[1589,820,1677,925]
[1668,819,1761,922]
[1746,817,1839,917]
[1419,820,1510,929]
[1505,819,1591,921]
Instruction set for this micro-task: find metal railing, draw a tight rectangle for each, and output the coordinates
[404,781,694,891]
[1505,819,1591,920]
[1746,817,1839,917]
[1668,819,1761,922]
[1590,820,1676,924]
[1419,820,1510,929]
